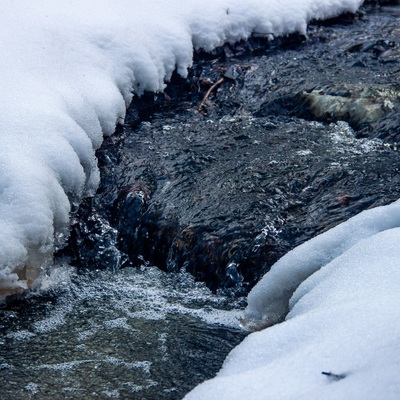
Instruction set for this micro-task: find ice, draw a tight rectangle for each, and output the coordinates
[0,0,364,297]
[185,200,400,399]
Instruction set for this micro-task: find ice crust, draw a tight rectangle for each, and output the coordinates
[185,200,400,399]
[0,0,364,296]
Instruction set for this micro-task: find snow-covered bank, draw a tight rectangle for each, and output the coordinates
[185,200,400,399]
[243,200,400,330]
[0,0,364,297]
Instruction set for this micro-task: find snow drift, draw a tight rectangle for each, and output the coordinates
[185,200,400,400]
[0,0,364,297]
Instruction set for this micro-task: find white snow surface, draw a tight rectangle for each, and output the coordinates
[185,200,400,399]
[0,0,364,296]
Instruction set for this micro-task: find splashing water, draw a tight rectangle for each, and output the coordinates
[0,264,246,399]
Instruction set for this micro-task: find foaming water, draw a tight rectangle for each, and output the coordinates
[0,265,246,399]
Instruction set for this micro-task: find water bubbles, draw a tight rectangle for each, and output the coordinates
[296,149,312,156]
[32,310,67,333]
[1,266,246,398]
[25,382,39,395]
[101,389,120,398]
[140,121,152,129]
[104,317,132,330]
[6,330,36,341]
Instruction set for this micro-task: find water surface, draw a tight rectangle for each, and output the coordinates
[0,265,246,399]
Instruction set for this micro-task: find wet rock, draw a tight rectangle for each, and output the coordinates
[65,199,129,271]
[363,107,400,143]
[62,3,400,295]
[300,84,400,129]
[254,7,400,137]
[99,115,400,294]
[379,47,400,63]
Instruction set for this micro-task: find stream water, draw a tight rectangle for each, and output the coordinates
[0,265,246,399]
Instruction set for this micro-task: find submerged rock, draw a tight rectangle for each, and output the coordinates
[301,84,400,129]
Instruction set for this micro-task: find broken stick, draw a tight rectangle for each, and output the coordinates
[198,77,225,112]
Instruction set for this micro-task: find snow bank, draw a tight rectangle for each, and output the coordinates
[0,0,363,297]
[243,199,400,330]
[185,200,400,399]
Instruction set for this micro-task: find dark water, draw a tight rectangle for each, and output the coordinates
[0,266,246,399]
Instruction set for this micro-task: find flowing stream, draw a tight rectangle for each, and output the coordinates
[1,4,400,399]
[0,265,246,399]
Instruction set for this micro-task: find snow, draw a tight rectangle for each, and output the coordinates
[0,0,364,297]
[185,200,400,400]
[243,199,400,330]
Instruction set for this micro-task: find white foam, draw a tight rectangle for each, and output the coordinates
[6,330,36,341]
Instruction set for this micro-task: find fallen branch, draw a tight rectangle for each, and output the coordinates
[198,77,225,112]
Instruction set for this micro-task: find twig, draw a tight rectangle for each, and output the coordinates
[321,371,346,381]
[198,77,225,112]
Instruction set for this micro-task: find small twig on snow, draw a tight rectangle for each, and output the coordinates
[321,371,346,381]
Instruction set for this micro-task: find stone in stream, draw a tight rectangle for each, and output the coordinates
[300,84,400,129]
[104,115,400,295]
